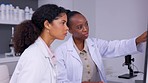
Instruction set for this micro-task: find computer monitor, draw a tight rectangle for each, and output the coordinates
[135,30,148,83]
[143,29,148,83]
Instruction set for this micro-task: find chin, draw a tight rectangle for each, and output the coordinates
[84,36,88,39]
[58,37,65,40]
[81,37,88,40]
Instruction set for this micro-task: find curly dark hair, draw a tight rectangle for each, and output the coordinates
[13,4,66,55]
[13,20,39,54]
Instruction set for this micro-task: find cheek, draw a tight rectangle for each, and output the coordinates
[56,32,65,40]
[73,32,82,37]
[50,27,61,37]
[55,28,65,36]
[53,25,63,32]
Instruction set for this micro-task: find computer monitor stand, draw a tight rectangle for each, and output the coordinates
[118,64,137,79]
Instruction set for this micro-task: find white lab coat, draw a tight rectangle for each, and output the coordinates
[55,37,143,83]
[10,37,56,83]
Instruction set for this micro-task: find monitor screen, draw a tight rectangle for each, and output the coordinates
[143,29,148,83]
[135,29,148,83]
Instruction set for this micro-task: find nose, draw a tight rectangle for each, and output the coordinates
[82,26,88,31]
[65,25,69,31]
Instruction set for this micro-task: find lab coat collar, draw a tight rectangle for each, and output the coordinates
[66,37,95,49]
[66,37,82,64]
[36,37,50,58]
[66,37,95,64]
[35,37,55,66]
[86,38,95,56]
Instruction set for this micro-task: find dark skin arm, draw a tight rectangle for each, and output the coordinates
[136,31,147,45]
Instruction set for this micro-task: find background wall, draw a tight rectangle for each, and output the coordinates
[96,0,147,74]
[72,0,96,38]
[38,0,73,10]
[38,0,147,75]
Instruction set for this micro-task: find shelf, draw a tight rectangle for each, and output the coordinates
[0,54,19,63]
[0,20,24,25]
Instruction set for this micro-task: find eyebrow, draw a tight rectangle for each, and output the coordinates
[76,21,87,26]
[62,20,67,23]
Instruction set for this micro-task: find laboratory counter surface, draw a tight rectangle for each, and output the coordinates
[106,72,143,83]
[0,54,19,63]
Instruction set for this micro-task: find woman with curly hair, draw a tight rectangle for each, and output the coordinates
[10,4,68,83]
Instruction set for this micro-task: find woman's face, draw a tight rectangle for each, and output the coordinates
[69,14,89,40]
[49,13,69,40]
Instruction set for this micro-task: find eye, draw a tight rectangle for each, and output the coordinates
[62,22,65,24]
[61,21,66,25]
[85,22,88,27]
[76,25,83,30]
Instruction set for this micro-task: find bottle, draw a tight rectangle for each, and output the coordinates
[0,5,1,20]
[29,8,33,20]
[9,27,14,49]
[5,27,15,57]
[18,9,24,21]
[9,4,14,21]
[13,8,17,21]
[16,6,19,21]
[25,6,30,20]
[5,4,10,20]
[9,27,15,57]
[1,4,6,20]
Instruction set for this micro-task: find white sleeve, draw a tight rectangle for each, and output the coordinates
[96,38,144,57]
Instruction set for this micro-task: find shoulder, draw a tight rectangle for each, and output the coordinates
[86,37,109,48]
[87,37,105,43]
[19,44,43,64]
[91,37,106,41]
[24,43,42,56]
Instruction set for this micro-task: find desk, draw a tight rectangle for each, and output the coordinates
[0,54,19,63]
[0,54,19,76]
[107,72,143,83]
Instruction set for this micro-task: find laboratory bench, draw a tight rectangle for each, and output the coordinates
[0,54,19,76]
[106,72,143,83]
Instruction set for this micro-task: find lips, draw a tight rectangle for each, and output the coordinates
[83,33,88,37]
[84,34,88,37]
[64,32,67,36]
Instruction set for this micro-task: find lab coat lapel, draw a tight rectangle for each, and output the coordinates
[35,37,55,67]
[86,38,95,56]
[86,38,106,82]
[86,38,102,68]
[66,37,82,64]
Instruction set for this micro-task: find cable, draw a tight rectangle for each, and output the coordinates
[132,63,144,74]
[132,63,138,71]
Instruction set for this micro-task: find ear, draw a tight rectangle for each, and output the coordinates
[44,20,52,30]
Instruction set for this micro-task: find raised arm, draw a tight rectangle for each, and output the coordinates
[136,31,147,45]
